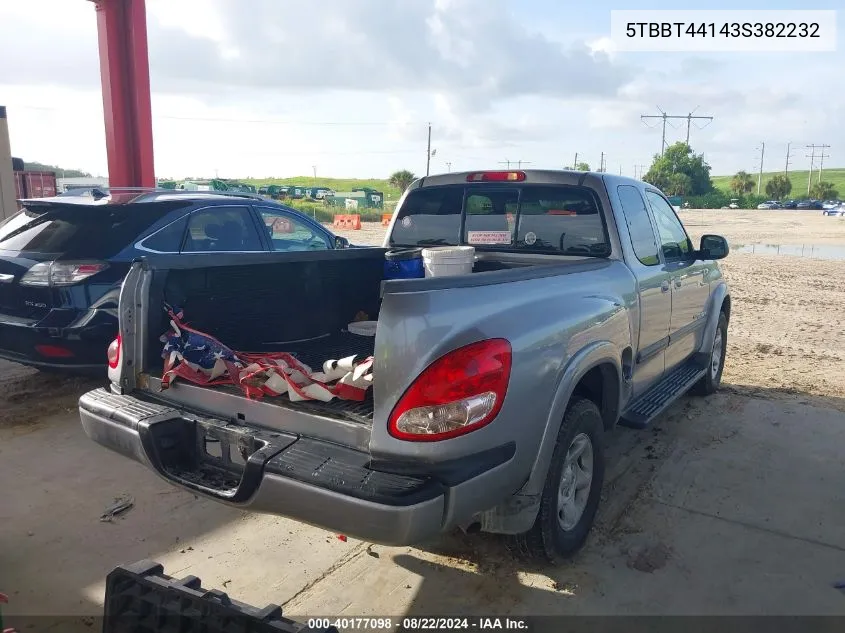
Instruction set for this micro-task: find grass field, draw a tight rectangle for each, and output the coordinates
[243,176,401,200]
[712,168,845,199]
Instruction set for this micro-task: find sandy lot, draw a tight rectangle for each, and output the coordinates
[1,209,845,629]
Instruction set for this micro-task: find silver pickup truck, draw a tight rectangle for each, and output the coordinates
[79,170,730,563]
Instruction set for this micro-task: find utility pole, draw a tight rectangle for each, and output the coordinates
[806,145,817,195]
[806,144,831,184]
[499,159,512,169]
[784,142,795,176]
[641,106,714,156]
[599,152,605,172]
[619,165,622,175]
[516,160,532,169]
[756,142,765,195]
[426,123,432,177]
[573,152,578,169]
[445,162,452,173]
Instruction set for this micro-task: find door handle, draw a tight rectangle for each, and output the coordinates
[661,281,670,293]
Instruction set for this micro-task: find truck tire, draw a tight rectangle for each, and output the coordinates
[691,312,728,396]
[512,397,605,564]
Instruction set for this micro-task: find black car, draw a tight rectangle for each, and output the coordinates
[780,200,798,209]
[0,189,351,372]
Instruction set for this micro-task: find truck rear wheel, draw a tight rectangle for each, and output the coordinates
[512,397,605,564]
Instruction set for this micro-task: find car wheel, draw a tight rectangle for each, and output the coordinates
[511,398,605,564]
[691,312,728,396]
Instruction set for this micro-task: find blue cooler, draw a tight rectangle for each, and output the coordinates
[384,248,424,280]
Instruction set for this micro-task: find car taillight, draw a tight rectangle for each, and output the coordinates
[388,339,512,442]
[466,171,526,182]
[107,334,121,369]
[20,261,109,287]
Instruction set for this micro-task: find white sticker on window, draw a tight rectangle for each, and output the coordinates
[467,231,512,245]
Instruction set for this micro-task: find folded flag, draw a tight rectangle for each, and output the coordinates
[160,306,373,402]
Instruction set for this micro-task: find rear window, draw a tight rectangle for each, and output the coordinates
[389,185,610,256]
[0,202,183,258]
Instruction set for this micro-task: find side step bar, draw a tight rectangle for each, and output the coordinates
[619,357,708,429]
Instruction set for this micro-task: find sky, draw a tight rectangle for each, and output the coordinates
[0,0,842,181]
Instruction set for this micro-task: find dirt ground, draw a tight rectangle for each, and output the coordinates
[2,209,845,629]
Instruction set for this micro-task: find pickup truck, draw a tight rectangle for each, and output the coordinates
[79,170,731,563]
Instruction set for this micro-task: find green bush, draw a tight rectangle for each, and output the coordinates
[685,191,730,209]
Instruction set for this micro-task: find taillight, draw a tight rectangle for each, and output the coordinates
[466,171,526,183]
[107,335,121,369]
[20,261,109,287]
[388,339,512,442]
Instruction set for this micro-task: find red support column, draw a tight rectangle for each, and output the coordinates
[93,0,155,188]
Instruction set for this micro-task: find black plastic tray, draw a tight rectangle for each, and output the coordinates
[103,559,337,633]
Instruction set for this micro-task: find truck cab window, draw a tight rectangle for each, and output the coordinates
[617,186,660,266]
[645,191,692,262]
[389,186,464,246]
[516,187,609,256]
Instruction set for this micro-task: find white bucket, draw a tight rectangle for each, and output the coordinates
[421,246,476,278]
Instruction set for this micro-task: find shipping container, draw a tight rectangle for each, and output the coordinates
[14,170,57,199]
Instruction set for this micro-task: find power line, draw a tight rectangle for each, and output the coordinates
[641,106,714,156]
[499,159,532,169]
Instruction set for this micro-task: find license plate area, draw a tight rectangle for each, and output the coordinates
[145,416,297,501]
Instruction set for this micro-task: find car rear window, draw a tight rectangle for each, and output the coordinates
[389,185,610,256]
[0,202,184,258]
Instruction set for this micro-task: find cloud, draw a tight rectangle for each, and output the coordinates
[141,0,632,109]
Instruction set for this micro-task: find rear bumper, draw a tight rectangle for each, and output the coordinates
[79,388,453,545]
[0,312,114,371]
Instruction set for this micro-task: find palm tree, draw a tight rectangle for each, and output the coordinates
[730,170,755,195]
[389,170,416,193]
[765,174,792,200]
[810,181,838,200]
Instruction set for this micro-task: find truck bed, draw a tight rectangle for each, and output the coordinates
[149,329,377,425]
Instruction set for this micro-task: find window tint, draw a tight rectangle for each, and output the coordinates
[182,206,263,253]
[515,186,609,255]
[389,187,465,246]
[617,186,660,266]
[257,209,330,252]
[0,203,176,257]
[645,191,692,261]
[139,216,187,252]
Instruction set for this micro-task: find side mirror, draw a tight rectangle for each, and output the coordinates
[335,236,350,249]
[699,234,729,260]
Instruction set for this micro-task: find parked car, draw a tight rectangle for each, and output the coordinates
[756,201,780,210]
[0,189,351,372]
[821,200,842,210]
[823,204,845,217]
[797,199,823,210]
[80,170,731,563]
[780,200,798,209]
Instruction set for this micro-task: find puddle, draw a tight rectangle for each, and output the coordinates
[732,243,845,261]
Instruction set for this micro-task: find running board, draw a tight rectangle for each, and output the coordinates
[619,357,708,429]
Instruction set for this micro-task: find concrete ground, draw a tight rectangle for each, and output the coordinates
[2,359,844,630]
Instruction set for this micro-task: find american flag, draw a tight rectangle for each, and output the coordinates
[160,307,373,402]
